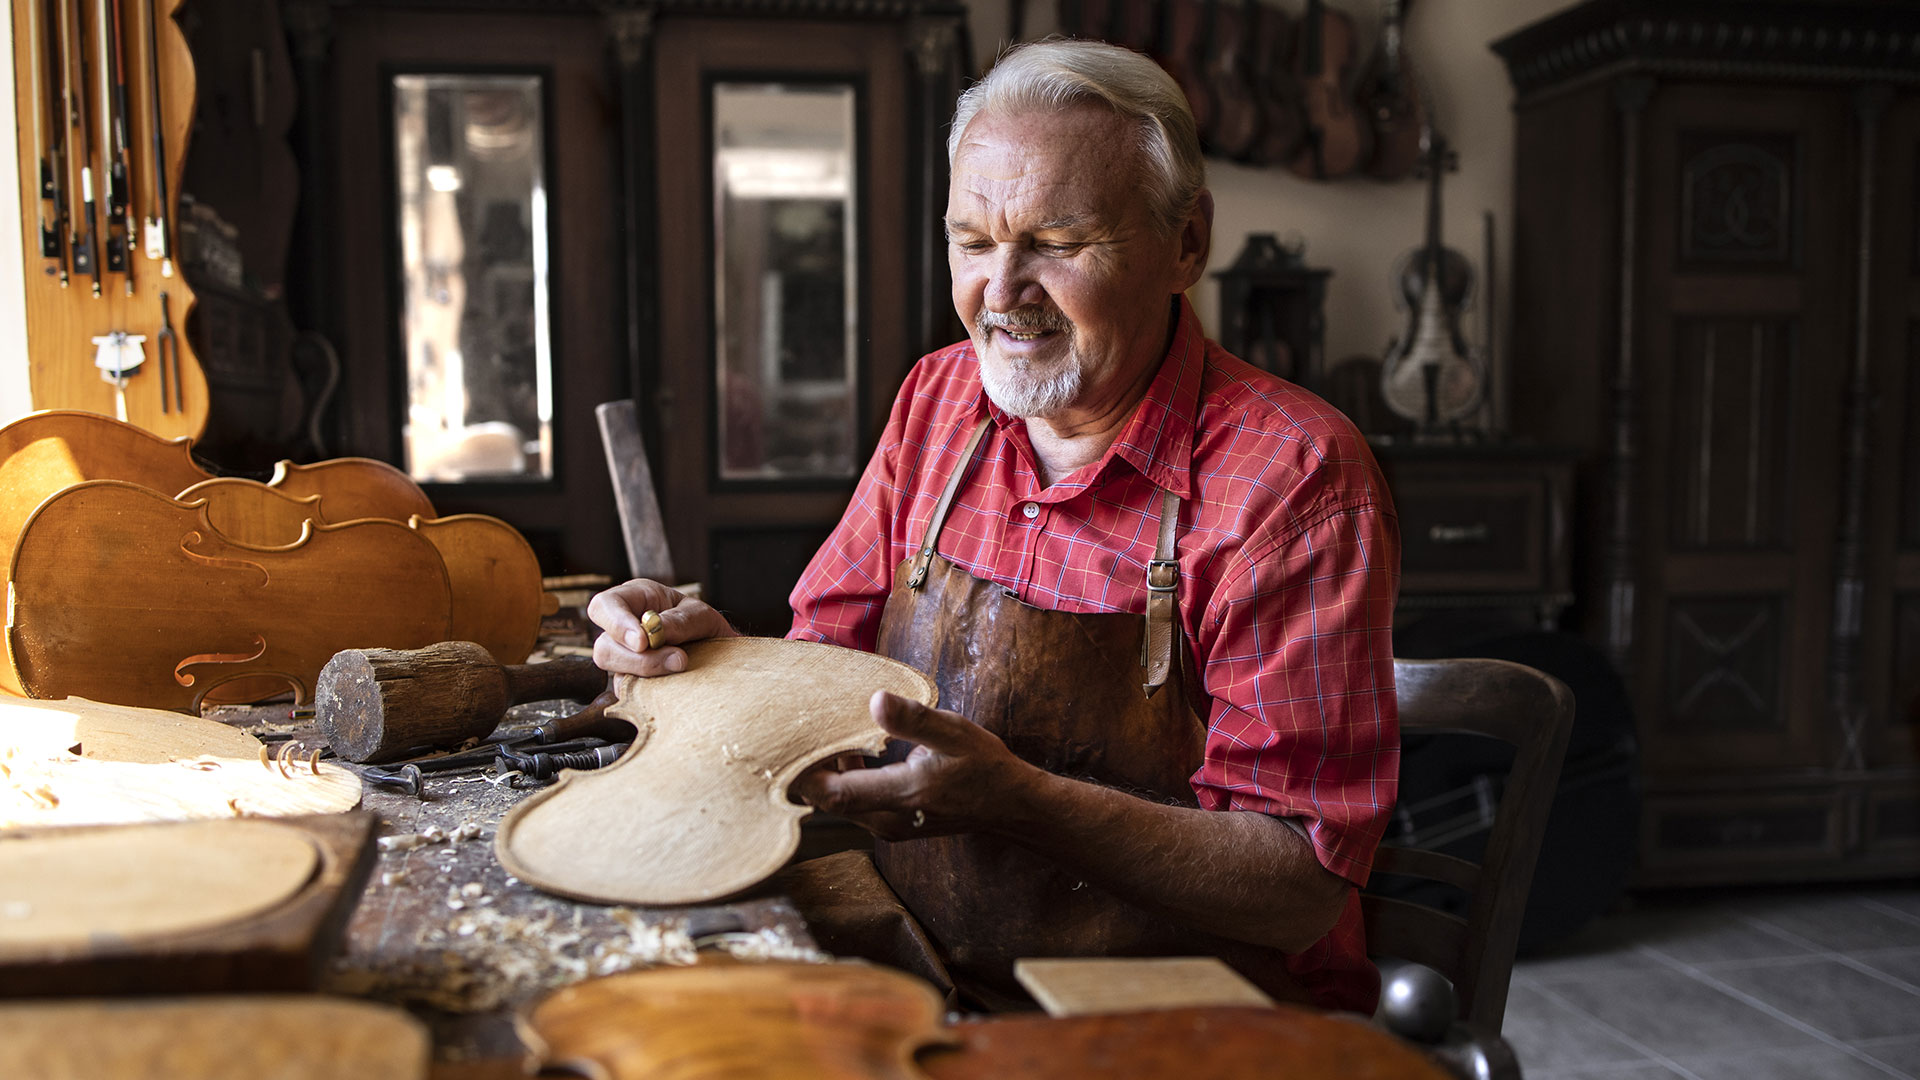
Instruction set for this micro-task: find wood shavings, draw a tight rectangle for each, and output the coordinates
[694,926,829,965]
[322,904,713,1013]
[376,821,485,853]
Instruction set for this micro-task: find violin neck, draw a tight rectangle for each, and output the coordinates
[1422,134,1446,273]
[1303,0,1324,75]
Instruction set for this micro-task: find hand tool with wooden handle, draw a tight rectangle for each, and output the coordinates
[315,640,612,763]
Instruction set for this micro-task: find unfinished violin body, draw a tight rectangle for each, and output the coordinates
[520,963,952,1080]
[0,411,542,708]
[3,480,452,708]
[0,410,437,554]
[178,480,541,668]
[498,637,937,906]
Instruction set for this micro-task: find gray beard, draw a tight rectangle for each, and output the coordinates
[981,353,1082,418]
[975,311,1081,418]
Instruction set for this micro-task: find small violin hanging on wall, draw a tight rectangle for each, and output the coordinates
[1353,0,1426,180]
[1378,126,1482,437]
[1286,0,1371,180]
[1244,0,1304,167]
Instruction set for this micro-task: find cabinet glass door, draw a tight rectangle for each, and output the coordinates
[712,82,858,482]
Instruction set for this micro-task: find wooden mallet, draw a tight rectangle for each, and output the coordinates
[315,640,611,763]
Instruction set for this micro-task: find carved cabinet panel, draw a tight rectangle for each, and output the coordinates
[1498,0,1920,886]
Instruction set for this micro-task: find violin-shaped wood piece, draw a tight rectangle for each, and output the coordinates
[497,637,937,906]
[1244,0,1305,166]
[1286,0,1372,180]
[3,480,453,709]
[1353,0,1426,180]
[918,1005,1454,1079]
[1155,0,1215,144]
[0,410,439,559]
[1199,0,1259,160]
[519,963,954,1080]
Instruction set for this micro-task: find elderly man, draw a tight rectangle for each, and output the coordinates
[591,39,1399,1013]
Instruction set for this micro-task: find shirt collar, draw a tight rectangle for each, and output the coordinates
[1105,295,1202,499]
[973,294,1204,500]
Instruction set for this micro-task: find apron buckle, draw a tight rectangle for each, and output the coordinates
[1147,559,1179,592]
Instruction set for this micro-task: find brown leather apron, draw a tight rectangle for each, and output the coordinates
[777,417,1310,1009]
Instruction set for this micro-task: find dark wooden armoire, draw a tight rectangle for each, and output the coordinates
[281,0,967,632]
[1495,0,1920,886]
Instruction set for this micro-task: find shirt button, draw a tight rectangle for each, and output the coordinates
[1022,502,1040,519]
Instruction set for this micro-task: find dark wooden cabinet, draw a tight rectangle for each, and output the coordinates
[1375,444,1575,629]
[285,0,966,604]
[1496,0,1920,885]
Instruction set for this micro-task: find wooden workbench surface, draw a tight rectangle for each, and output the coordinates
[213,702,820,1075]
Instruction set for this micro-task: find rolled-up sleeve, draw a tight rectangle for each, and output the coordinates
[1192,499,1401,887]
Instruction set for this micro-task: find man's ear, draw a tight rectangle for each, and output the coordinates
[1172,189,1215,293]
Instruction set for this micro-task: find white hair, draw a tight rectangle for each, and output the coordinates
[947,38,1206,235]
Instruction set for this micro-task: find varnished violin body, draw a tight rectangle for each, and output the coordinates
[1287,0,1371,180]
[4,480,453,709]
[0,410,546,708]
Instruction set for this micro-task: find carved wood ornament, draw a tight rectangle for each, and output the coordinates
[497,637,937,905]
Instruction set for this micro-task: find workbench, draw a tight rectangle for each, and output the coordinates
[211,699,822,1079]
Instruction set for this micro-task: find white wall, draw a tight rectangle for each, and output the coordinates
[1,8,33,421]
[959,0,1585,427]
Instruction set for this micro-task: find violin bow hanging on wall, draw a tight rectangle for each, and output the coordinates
[9,0,207,438]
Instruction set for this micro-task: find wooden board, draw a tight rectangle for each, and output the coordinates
[1012,956,1276,1016]
[0,692,263,761]
[519,962,951,1080]
[0,749,362,828]
[497,637,936,905]
[0,995,430,1079]
[0,811,378,997]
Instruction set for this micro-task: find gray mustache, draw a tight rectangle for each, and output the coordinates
[977,310,1071,336]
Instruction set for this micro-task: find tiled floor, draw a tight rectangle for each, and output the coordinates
[1503,883,1920,1079]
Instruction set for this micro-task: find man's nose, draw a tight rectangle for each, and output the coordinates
[981,246,1042,312]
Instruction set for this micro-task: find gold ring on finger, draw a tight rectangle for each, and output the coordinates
[640,610,666,650]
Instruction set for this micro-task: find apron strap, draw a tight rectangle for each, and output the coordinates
[907,416,994,590]
[1141,488,1180,696]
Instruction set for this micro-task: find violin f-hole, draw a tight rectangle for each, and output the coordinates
[175,634,269,687]
[179,530,271,585]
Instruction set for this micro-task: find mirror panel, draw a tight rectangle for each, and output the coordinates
[393,73,553,483]
[713,82,859,482]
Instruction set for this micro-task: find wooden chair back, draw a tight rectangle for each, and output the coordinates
[1364,657,1576,1034]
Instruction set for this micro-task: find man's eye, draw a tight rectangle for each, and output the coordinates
[952,239,991,253]
[1037,242,1082,255]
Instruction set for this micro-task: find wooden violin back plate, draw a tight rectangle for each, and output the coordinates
[3,480,453,708]
[519,963,952,1080]
[497,637,937,905]
[0,411,438,562]
[174,487,539,666]
[409,514,544,666]
[268,458,437,523]
[0,410,210,558]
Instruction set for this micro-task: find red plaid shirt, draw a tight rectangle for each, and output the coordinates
[789,297,1400,1011]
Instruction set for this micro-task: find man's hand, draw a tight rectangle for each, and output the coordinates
[792,691,1042,839]
[797,689,1351,954]
[587,579,738,677]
